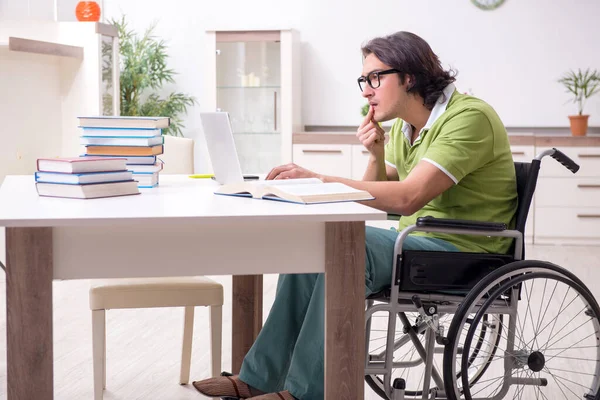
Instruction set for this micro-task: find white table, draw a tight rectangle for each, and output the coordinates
[0,174,386,399]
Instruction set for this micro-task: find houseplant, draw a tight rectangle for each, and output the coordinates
[361,103,370,117]
[558,68,600,136]
[104,16,196,136]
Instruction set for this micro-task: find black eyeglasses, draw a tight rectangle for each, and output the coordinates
[357,69,400,92]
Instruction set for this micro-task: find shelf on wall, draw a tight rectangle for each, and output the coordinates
[4,37,83,59]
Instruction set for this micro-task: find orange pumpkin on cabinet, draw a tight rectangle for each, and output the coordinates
[75,1,101,22]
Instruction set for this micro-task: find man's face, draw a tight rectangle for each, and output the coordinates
[360,54,406,122]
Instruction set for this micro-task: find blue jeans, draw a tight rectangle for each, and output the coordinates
[239,226,459,399]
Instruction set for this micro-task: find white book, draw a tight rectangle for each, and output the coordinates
[77,116,170,129]
[127,162,163,174]
[214,178,374,204]
[79,127,162,138]
[81,155,158,165]
[36,180,140,199]
[133,172,159,188]
[80,136,164,147]
[37,156,127,173]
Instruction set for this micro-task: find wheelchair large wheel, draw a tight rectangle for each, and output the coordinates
[365,309,502,399]
[444,260,600,400]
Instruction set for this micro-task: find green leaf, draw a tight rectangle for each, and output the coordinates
[105,15,197,136]
[558,68,600,114]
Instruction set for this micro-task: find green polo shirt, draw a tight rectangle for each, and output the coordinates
[385,90,517,254]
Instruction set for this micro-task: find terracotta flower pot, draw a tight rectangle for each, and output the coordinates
[75,1,101,22]
[568,115,589,136]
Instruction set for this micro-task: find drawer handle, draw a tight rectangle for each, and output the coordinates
[578,154,600,158]
[577,214,600,219]
[362,150,370,154]
[578,184,600,189]
[302,149,343,154]
[511,151,526,155]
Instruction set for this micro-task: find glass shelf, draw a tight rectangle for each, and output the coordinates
[216,40,281,174]
[217,86,281,89]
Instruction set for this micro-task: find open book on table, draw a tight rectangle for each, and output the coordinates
[214,178,374,204]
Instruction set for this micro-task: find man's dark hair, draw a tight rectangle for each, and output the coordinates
[361,31,457,110]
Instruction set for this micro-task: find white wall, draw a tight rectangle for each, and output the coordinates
[0,0,55,20]
[103,0,600,131]
[2,0,599,173]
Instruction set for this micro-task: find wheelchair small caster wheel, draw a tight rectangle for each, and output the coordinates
[392,378,406,400]
[436,336,449,345]
[393,378,406,390]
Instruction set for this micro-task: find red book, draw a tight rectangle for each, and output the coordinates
[36,157,127,174]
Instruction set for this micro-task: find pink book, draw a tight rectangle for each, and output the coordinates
[36,157,128,174]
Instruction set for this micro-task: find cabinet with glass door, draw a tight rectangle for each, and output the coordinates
[204,29,301,174]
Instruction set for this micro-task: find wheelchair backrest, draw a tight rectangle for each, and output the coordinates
[514,161,541,234]
[512,160,542,257]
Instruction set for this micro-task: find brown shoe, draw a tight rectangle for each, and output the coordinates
[192,375,253,398]
[249,391,297,400]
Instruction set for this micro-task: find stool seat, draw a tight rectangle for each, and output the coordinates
[90,276,223,310]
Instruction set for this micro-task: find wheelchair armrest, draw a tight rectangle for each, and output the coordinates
[416,216,507,232]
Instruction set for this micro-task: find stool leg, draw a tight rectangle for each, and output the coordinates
[210,305,222,378]
[92,309,106,400]
[103,321,106,390]
[180,306,194,384]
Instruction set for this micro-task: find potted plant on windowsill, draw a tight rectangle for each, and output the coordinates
[558,68,600,136]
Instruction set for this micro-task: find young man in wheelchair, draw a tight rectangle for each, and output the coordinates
[194,31,597,400]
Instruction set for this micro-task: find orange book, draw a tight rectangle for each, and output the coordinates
[85,145,164,156]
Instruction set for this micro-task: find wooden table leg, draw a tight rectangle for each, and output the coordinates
[325,222,365,399]
[232,274,263,374]
[6,227,53,400]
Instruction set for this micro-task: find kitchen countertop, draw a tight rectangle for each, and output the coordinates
[293,131,600,147]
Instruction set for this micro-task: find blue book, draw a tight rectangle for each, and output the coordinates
[34,170,133,185]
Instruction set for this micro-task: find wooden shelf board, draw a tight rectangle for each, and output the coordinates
[7,37,83,59]
[95,23,118,37]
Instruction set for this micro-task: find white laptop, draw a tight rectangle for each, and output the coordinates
[199,111,260,184]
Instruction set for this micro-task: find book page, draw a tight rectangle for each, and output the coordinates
[248,178,323,187]
[272,182,365,196]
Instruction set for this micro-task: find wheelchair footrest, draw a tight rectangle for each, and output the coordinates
[397,250,514,291]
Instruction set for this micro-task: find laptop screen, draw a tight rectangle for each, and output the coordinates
[199,112,246,185]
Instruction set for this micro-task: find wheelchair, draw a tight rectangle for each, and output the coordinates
[364,148,600,400]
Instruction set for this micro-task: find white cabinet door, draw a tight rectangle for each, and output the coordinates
[351,145,371,180]
[534,207,600,245]
[533,145,600,244]
[510,144,536,163]
[538,146,600,177]
[536,178,600,208]
[292,144,352,179]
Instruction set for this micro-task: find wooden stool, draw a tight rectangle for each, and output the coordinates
[89,276,223,400]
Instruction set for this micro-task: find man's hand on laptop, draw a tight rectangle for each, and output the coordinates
[266,163,321,181]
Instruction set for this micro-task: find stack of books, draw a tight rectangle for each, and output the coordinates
[77,116,170,188]
[35,157,140,199]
